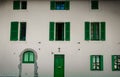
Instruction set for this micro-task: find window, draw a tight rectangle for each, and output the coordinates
[91,0,99,10]
[112,55,120,71]
[85,22,106,41]
[49,22,70,41]
[13,0,27,10]
[90,55,103,71]
[50,1,70,10]
[10,22,26,41]
[22,51,35,63]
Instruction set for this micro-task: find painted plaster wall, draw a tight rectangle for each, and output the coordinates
[0,0,120,77]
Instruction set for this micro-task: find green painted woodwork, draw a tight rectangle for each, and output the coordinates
[54,55,64,77]
[65,22,70,41]
[90,55,94,70]
[112,55,120,71]
[90,55,103,71]
[101,22,106,41]
[20,22,26,41]
[51,1,55,10]
[10,22,18,41]
[49,22,55,41]
[13,1,20,10]
[85,22,90,40]
[101,56,103,70]
[23,51,35,63]
[21,1,27,9]
[50,1,70,10]
[65,1,70,10]
[112,55,114,71]
[91,0,99,10]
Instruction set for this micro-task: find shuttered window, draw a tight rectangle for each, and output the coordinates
[90,55,103,71]
[10,21,26,41]
[13,0,27,10]
[112,55,120,71]
[91,0,99,10]
[49,22,70,41]
[50,1,70,10]
[22,51,35,63]
[85,22,106,41]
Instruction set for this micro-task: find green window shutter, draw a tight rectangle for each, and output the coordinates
[50,1,55,10]
[13,1,20,10]
[91,0,98,10]
[49,22,54,41]
[112,55,114,71]
[21,1,27,9]
[65,22,70,41]
[101,22,106,41]
[65,1,70,10]
[100,56,103,70]
[85,22,90,40]
[20,22,26,41]
[90,55,93,70]
[10,22,18,41]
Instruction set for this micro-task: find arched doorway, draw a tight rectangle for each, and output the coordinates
[18,48,38,77]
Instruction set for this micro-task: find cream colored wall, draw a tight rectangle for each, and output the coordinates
[0,0,120,77]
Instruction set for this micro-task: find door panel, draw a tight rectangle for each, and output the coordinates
[54,55,64,77]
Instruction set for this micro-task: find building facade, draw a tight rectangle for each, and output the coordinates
[0,0,120,77]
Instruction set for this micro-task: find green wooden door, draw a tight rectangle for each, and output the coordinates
[54,55,64,77]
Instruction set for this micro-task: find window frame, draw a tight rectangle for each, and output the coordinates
[13,0,27,10]
[90,55,103,71]
[112,55,120,71]
[49,22,70,41]
[10,21,27,41]
[85,22,106,41]
[50,0,70,10]
[22,51,35,63]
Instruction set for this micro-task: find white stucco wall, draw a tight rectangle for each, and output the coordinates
[0,0,120,77]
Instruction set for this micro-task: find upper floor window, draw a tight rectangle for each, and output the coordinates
[13,0,27,10]
[10,21,26,41]
[85,22,106,41]
[50,0,70,10]
[112,55,120,71]
[22,51,35,63]
[91,0,99,10]
[49,22,70,41]
[90,55,103,71]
